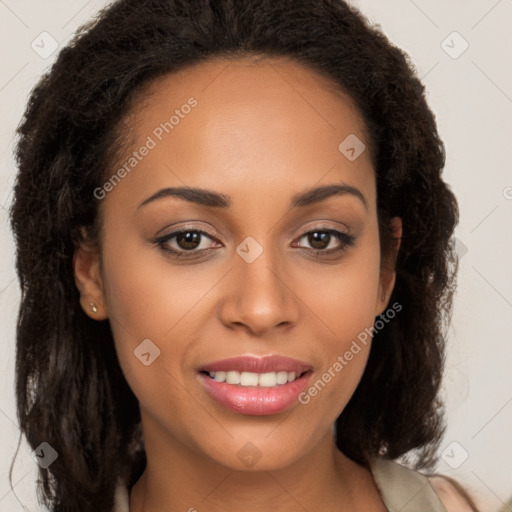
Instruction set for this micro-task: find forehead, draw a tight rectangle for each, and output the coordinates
[103,56,375,215]
[132,55,370,148]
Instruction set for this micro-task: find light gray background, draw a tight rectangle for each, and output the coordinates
[1,1,511,511]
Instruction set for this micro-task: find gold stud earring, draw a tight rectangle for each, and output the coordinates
[89,302,98,314]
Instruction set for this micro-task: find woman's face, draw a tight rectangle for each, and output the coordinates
[76,56,399,471]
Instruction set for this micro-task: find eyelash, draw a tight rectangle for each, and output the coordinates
[152,225,356,260]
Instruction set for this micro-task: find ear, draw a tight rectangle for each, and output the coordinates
[73,229,108,320]
[375,216,402,316]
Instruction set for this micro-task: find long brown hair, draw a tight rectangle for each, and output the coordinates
[10,0,458,510]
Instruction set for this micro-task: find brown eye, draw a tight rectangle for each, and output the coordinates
[306,231,331,250]
[175,231,203,250]
[153,228,219,259]
[294,228,356,255]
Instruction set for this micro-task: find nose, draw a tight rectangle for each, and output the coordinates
[219,243,300,337]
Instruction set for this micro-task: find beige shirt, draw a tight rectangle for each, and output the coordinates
[112,457,466,511]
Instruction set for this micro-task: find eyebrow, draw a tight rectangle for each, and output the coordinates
[138,183,368,211]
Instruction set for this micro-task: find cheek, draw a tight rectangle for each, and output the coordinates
[101,240,216,439]
[299,230,382,341]
[101,235,215,377]
[293,235,382,414]
[103,251,212,340]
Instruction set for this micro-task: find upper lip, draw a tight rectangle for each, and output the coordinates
[199,355,313,374]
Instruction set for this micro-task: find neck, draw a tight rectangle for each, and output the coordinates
[129,419,384,512]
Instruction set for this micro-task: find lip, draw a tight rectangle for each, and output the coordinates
[199,354,313,374]
[198,355,314,416]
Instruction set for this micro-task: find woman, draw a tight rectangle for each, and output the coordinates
[9,0,479,510]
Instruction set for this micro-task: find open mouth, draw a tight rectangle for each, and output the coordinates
[197,354,314,415]
[200,369,311,387]
[198,369,313,416]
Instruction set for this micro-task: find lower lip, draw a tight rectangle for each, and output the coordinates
[198,372,312,416]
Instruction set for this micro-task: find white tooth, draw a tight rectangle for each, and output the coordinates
[259,372,277,387]
[276,371,288,385]
[226,371,241,384]
[212,371,226,382]
[217,370,299,386]
[240,371,259,386]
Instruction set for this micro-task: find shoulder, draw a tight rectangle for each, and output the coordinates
[429,475,477,512]
[113,477,130,512]
[369,457,478,512]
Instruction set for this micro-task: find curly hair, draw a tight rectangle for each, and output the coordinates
[9,0,459,510]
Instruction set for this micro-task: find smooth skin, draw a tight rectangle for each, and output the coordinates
[74,56,403,511]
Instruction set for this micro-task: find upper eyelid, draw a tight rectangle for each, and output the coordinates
[160,223,349,236]
[157,218,351,237]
